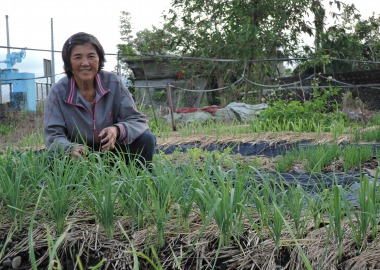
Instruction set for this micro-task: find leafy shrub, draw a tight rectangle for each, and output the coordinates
[259,86,348,127]
[152,90,167,101]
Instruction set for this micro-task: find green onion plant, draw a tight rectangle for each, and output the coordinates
[85,152,122,239]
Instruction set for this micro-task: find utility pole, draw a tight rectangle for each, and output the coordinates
[5,15,10,55]
[50,18,56,84]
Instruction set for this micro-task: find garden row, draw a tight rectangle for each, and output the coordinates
[0,146,379,269]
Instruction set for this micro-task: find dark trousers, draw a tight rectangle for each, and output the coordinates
[113,130,156,169]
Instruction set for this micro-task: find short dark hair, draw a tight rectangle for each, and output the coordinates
[62,32,106,77]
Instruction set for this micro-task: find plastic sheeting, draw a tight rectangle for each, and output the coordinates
[158,141,380,157]
[248,171,364,205]
[158,141,380,205]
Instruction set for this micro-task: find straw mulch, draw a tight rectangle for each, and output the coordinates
[157,131,354,149]
[1,208,380,270]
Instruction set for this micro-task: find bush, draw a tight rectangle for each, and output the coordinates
[259,86,348,125]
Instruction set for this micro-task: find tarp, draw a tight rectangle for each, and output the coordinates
[175,106,225,115]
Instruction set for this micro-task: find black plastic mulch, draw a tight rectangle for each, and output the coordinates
[158,141,380,205]
[157,141,380,157]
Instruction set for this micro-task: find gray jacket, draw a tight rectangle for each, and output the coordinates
[44,70,149,152]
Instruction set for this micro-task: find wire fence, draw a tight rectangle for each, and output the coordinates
[1,45,380,117]
[125,53,380,116]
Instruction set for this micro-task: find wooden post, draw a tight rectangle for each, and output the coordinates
[167,83,176,131]
[0,103,8,124]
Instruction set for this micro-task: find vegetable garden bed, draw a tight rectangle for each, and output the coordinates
[1,135,380,269]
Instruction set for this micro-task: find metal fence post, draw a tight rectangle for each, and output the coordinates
[0,76,2,104]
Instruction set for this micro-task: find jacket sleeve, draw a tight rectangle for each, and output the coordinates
[114,79,150,145]
[43,86,76,153]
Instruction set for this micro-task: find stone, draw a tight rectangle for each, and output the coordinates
[164,102,269,125]
[165,110,214,126]
[226,102,268,122]
[3,258,12,267]
[11,256,22,269]
[214,107,237,122]
[364,168,377,178]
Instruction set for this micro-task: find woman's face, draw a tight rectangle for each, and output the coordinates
[70,43,99,84]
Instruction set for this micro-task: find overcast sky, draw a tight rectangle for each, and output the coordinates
[0,0,379,77]
[0,0,172,76]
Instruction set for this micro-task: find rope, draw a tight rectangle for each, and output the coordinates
[140,52,312,63]
[132,72,380,93]
[170,77,245,92]
[242,74,317,88]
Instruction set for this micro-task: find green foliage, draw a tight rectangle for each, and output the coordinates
[133,26,174,55]
[329,186,344,261]
[259,86,348,129]
[164,0,322,102]
[369,111,380,125]
[360,127,380,142]
[2,140,380,268]
[342,145,373,171]
[186,147,203,161]
[17,132,44,148]
[0,124,12,135]
[275,150,299,173]
[168,0,316,59]
[119,11,133,44]
[295,4,380,74]
[43,155,86,234]
[151,90,167,102]
[276,144,342,173]
[145,115,171,137]
[119,10,176,56]
[0,149,42,231]
[301,144,341,173]
[118,0,343,104]
[341,173,380,250]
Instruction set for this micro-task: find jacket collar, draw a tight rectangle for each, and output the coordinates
[64,73,109,104]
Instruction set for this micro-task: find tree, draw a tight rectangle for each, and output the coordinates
[119,11,133,45]
[119,10,177,56]
[164,0,324,104]
[117,11,135,78]
[132,25,175,55]
[294,3,380,75]
[118,11,180,79]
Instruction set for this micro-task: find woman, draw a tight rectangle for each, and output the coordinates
[44,32,155,167]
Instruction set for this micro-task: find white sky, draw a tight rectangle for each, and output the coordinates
[0,0,379,77]
[0,0,172,76]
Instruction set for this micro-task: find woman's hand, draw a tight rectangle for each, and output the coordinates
[71,145,86,160]
[99,126,119,151]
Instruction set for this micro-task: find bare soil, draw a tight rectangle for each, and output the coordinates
[0,112,44,151]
